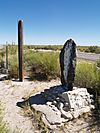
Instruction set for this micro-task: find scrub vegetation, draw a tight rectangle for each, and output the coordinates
[0,44,100,93]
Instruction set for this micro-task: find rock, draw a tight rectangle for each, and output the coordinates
[83,106,90,113]
[72,110,80,118]
[61,110,73,120]
[59,92,70,103]
[46,101,52,106]
[90,94,94,98]
[89,105,95,109]
[31,104,62,125]
[61,118,69,123]
[58,102,64,110]
[30,86,95,128]
[68,88,90,109]
[60,39,76,91]
[52,100,57,106]
[58,92,71,111]
[51,105,61,115]
[56,97,60,102]
[42,114,57,129]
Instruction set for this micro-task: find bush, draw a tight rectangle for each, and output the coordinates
[8,44,18,55]
[77,46,88,52]
[0,48,6,67]
[84,46,100,54]
[75,62,100,91]
[88,46,98,53]
[24,51,60,80]
[84,48,90,53]
[8,55,18,79]
[97,59,100,68]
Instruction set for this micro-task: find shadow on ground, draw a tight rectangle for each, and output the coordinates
[16,85,66,107]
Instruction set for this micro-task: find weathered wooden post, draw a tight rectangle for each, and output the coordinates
[6,42,8,73]
[18,20,24,81]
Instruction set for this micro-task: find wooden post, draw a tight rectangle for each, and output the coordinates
[18,20,24,81]
[6,42,8,72]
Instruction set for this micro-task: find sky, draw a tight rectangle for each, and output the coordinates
[0,0,100,46]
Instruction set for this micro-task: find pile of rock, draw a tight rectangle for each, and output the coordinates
[45,87,94,119]
[31,87,95,128]
[29,39,95,128]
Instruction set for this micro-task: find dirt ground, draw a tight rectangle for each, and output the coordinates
[0,79,100,133]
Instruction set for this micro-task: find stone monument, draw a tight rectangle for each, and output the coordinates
[17,39,95,129]
[60,39,76,91]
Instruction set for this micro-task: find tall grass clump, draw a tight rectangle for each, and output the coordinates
[8,44,18,55]
[24,51,60,80]
[0,48,5,67]
[97,59,100,68]
[8,54,18,79]
[75,62,100,91]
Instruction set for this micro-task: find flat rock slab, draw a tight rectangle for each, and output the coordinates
[31,104,62,125]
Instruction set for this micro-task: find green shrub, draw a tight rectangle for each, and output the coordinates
[8,55,18,79]
[84,46,100,54]
[75,62,100,90]
[8,49,60,80]
[24,51,60,80]
[8,44,17,55]
[84,48,90,53]
[0,48,5,67]
[88,46,98,53]
[77,46,89,52]
[97,59,100,68]
[0,48,5,57]
[95,48,100,54]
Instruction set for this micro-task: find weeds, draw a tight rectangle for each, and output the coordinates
[19,100,50,132]
[0,102,9,133]
[75,62,100,90]
[97,59,100,68]
[24,51,60,80]
[8,54,18,79]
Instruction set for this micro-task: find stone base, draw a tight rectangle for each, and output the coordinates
[30,86,95,129]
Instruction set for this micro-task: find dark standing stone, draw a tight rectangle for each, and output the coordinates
[60,39,76,91]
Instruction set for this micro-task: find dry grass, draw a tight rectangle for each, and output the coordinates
[19,100,50,132]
